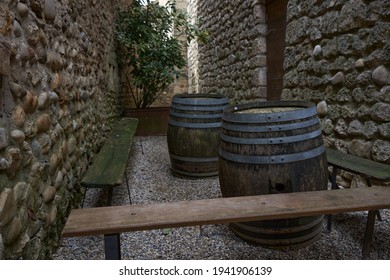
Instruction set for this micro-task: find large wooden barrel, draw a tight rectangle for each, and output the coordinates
[219,101,328,249]
[167,93,229,178]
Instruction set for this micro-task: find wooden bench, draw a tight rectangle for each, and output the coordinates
[326,147,390,187]
[62,186,390,260]
[81,118,139,206]
[326,147,390,234]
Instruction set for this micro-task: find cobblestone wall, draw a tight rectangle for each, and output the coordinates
[282,0,390,187]
[189,0,267,103]
[0,0,128,259]
[188,0,199,94]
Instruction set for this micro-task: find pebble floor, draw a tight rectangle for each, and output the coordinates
[52,136,390,260]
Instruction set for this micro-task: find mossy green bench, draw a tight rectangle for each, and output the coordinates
[81,118,139,206]
[326,147,390,186]
[325,147,390,256]
[62,186,390,260]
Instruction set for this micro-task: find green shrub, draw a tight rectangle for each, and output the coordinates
[115,0,207,108]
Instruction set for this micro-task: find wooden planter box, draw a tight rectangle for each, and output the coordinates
[123,107,169,136]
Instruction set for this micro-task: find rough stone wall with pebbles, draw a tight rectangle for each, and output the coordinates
[282,0,390,187]
[187,0,199,94]
[188,0,267,103]
[0,0,129,259]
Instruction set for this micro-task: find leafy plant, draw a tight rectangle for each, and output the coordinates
[115,0,208,108]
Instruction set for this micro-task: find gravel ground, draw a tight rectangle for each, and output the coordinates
[52,136,390,260]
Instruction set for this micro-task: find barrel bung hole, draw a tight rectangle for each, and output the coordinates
[275,183,286,193]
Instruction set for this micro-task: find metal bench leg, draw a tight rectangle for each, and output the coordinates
[139,137,144,154]
[107,187,114,206]
[362,210,377,259]
[82,188,88,208]
[327,166,339,231]
[326,214,333,232]
[124,171,132,205]
[104,233,121,260]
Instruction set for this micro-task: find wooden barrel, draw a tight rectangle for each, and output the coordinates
[219,100,328,249]
[167,93,229,178]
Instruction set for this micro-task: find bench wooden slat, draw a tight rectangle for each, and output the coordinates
[326,148,390,182]
[62,186,390,237]
[80,118,139,188]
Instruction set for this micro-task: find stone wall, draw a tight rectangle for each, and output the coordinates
[282,0,390,187]
[187,0,199,94]
[189,0,267,103]
[0,0,129,259]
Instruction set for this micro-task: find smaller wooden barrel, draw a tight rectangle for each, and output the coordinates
[219,100,328,249]
[167,93,229,178]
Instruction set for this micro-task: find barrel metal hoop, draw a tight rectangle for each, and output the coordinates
[170,153,218,163]
[220,129,322,145]
[169,111,224,119]
[168,119,222,128]
[233,216,324,234]
[171,169,218,178]
[172,94,229,105]
[219,145,326,164]
[170,104,228,112]
[222,117,319,133]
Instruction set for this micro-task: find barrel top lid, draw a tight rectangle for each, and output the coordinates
[236,107,301,114]
[223,101,317,123]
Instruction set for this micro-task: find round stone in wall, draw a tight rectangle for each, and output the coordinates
[372,65,390,85]
[331,71,345,85]
[355,58,365,69]
[316,100,328,117]
[17,2,29,18]
[44,0,57,22]
[371,102,390,121]
[10,130,26,144]
[372,140,390,163]
[313,45,322,57]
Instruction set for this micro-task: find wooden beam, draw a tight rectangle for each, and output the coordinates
[63,186,390,237]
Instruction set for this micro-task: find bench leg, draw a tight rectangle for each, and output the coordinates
[326,214,333,232]
[82,188,88,208]
[366,178,382,221]
[139,137,144,154]
[104,233,121,260]
[327,167,339,231]
[362,210,377,259]
[124,171,132,205]
[107,187,114,206]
